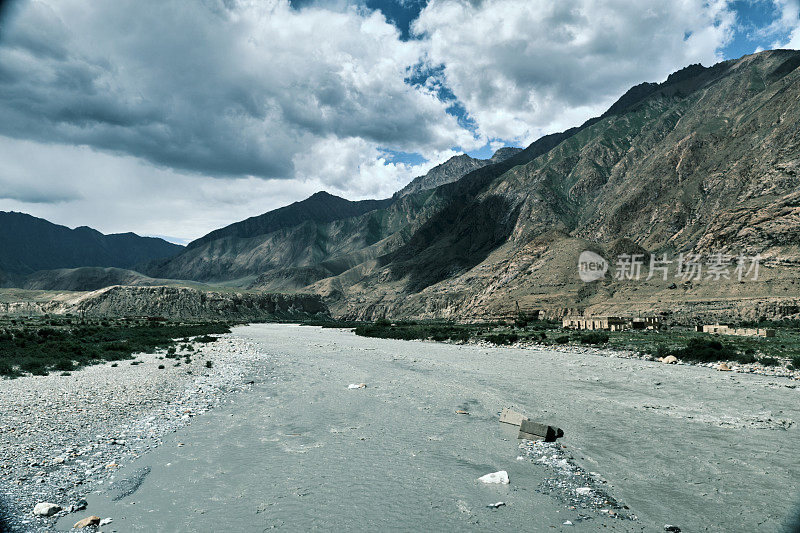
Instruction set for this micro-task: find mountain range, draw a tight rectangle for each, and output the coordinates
[0,212,182,286]
[3,49,800,322]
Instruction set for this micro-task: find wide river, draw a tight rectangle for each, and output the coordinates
[57,324,799,532]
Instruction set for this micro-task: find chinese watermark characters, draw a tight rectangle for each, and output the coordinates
[578,251,762,282]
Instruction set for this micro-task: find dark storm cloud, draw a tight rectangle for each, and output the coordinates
[0,0,471,180]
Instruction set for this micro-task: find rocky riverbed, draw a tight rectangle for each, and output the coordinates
[2,324,799,532]
[0,333,266,532]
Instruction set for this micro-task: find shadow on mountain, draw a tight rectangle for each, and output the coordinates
[381,194,521,293]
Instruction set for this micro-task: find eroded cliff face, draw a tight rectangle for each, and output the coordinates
[0,286,330,320]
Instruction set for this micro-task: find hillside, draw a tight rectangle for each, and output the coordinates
[0,285,329,319]
[0,212,183,275]
[325,50,800,320]
[14,50,800,323]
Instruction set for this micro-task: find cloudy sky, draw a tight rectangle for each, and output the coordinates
[0,0,798,243]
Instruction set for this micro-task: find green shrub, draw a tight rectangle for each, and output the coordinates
[0,321,230,378]
[579,332,609,345]
[555,335,570,344]
[759,356,779,367]
[673,337,737,363]
[484,333,519,345]
[354,322,473,343]
[736,352,757,365]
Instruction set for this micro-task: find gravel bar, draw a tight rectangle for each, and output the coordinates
[0,333,267,532]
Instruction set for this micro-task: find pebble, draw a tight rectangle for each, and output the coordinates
[518,440,635,521]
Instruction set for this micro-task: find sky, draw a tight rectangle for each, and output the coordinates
[0,0,798,244]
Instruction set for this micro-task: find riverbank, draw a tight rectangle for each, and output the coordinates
[46,324,800,532]
[0,333,266,532]
[348,320,800,380]
[3,324,799,532]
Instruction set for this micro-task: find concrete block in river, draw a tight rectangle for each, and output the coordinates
[499,407,528,426]
[518,420,563,442]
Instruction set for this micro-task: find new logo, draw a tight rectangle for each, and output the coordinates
[578,250,608,282]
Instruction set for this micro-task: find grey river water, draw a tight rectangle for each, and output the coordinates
[57,324,800,532]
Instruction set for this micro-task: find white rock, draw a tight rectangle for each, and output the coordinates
[33,502,61,517]
[99,517,113,526]
[347,383,367,389]
[575,487,592,495]
[478,470,509,484]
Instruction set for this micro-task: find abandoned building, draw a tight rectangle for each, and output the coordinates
[562,315,660,331]
[699,324,776,338]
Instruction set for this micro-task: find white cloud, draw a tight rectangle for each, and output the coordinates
[413,0,736,144]
[771,0,800,48]
[0,0,476,183]
[0,136,319,242]
[0,0,765,241]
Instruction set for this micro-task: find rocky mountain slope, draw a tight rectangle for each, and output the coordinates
[394,147,522,198]
[0,285,329,319]
[325,50,800,320]
[0,212,183,275]
[18,267,175,291]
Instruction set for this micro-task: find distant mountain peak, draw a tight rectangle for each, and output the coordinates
[395,146,522,198]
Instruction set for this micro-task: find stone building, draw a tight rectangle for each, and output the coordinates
[562,315,661,331]
[700,324,776,337]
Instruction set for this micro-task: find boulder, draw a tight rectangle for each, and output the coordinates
[478,470,509,484]
[33,502,61,517]
[74,516,101,529]
[717,362,732,371]
[663,355,678,364]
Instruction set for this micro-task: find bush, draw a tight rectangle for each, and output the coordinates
[759,356,779,367]
[554,335,570,345]
[0,320,231,378]
[578,332,609,345]
[790,355,800,369]
[736,352,757,365]
[673,337,737,363]
[484,333,519,345]
[654,345,671,359]
[205,360,213,368]
[354,322,473,343]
